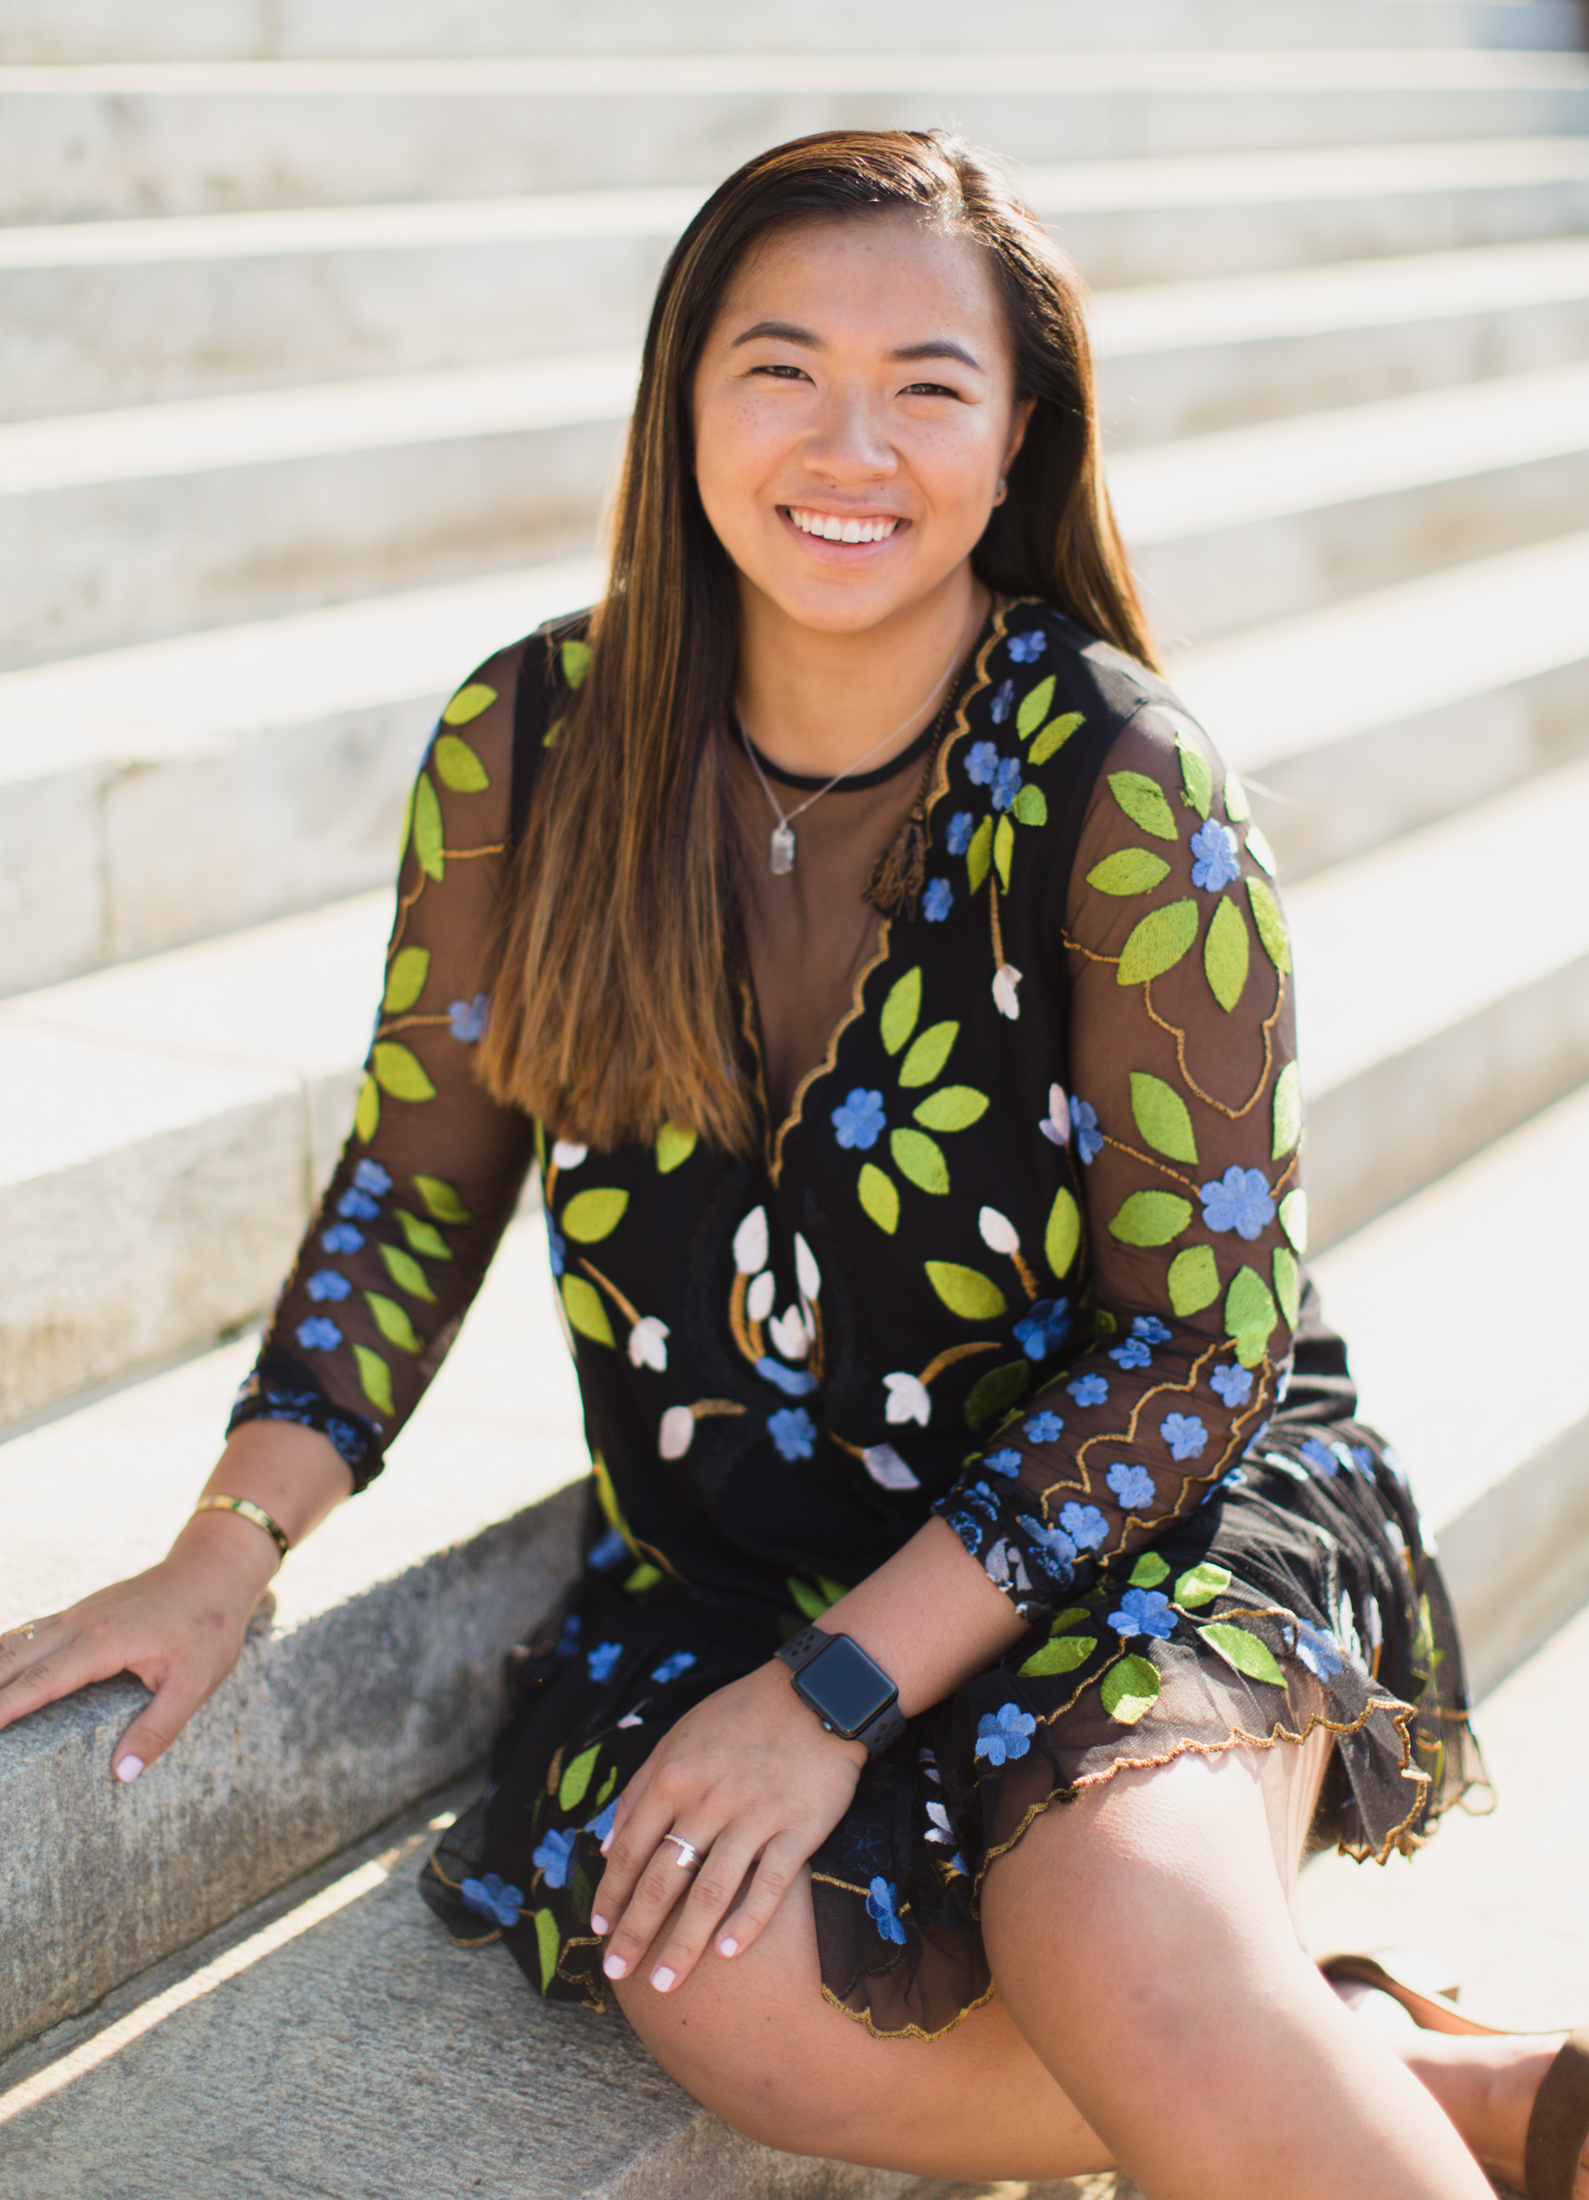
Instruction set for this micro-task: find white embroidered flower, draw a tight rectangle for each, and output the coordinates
[659,1406,695,1459]
[551,1140,588,1170]
[617,1709,646,1729]
[925,1801,955,1844]
[978,1206,1021,1256]
[628,1317,669,1372]
[993,963,1022,1019]
[794,1233,821,1302]
[733,1206,768,1275]
[862,1443,920,1492]
[1039,1084,1071,1146]
[883,1372,931,1426]
[746,1270,776,1322]
[768,1304,809,1362]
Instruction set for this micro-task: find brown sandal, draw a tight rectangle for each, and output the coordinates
[1321,1953,1589,2200]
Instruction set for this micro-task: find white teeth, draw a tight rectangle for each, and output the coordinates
[789,508,898,544]
[841,520,862,543]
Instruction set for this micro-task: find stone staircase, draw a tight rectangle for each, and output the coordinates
[4,2,1589,2191]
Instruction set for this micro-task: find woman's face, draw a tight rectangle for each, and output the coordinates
[691,209,1032,641]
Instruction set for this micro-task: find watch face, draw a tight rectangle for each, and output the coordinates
[795,1636,897,1738]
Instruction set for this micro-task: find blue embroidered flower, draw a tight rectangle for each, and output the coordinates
[584,1798,618,1843]
[756,1355,817,1398]
[1014,1297,1070,1362]
[1189,819,1241,893]
[958,1481,1002,1522]
[1210,1362,1253,1407]
[865,1876,909,1945]
[946,1511,981,1547]
[532,1830,576,1890]
[1008,629,1047,663]
[651,1650,697,1684]
[975,1702,1037,1766]
[1071,1098,1103,1164]
[922,878,954,922]
[556,1612,582,1656]
[945,810,975,856]
[587,1641,622,1682]
[461,1871,524,1926]
[353,1159,392,1197]
[1068,1372,1109,1407]
[305,1269,352,1302]
[1059,1502,1108,1551]
[1024,1411,1063,1443]
[1294,1619,1344,1679]
[337,1188,379,1221]
[1017,1515,1078,1583]
[1200,1165,1276,1241]
[1132,1315,1172,1345]
[1302,1437,1339,1477]
[1109,1587,1175,1640]
[321,1221,364,1254]
[1160,1412,1208,1460]
[325,1419,363,1464]
[1109,1337,1151,1370]
[295,1317,342,1352]
[768,1406,817,1461]
[448,993,489,1043]
[1351,1446,1374,1477]
[989,680,1014,726]
[831,1088,886,1150]
[546,1218,566,1277]
[588,1528,627,1571]
[1108,1461,1156,1509]
[991,756,1023,812]
[966,739,1000,784]
[985,1447,1023,1478]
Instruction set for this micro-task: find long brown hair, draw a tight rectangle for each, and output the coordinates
[479,129,1158,1153]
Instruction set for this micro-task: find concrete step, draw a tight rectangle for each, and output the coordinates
[1116,357,1589,644]
[4,53,1588,223]
[0,553,603,995]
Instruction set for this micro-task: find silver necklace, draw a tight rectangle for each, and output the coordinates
[737,641,966,877]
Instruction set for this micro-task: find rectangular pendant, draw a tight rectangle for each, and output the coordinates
[769,822,796,876]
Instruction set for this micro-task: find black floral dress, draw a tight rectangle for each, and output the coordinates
[232,597,1486,2041]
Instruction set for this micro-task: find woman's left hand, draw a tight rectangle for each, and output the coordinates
[589,1658,865,1994]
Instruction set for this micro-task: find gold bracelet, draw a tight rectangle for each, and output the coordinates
[192,1495,291,1563]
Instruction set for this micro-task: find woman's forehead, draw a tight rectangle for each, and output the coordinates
[713,209,1008,355]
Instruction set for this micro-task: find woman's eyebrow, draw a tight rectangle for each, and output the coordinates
[728,321,983,372]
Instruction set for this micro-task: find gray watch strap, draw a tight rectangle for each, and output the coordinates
[775,1625,905,1756]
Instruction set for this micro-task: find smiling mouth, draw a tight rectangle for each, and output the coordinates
[783,505,903,545]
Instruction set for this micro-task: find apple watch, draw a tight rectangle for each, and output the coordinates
[775,1625,905,1756]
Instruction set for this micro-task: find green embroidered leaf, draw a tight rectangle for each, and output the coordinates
[1016,674,1056,738]
[414,1174,471,1224]
[1118,898,1199,986]
[353,1073,380,1143]
[965,1360,1031,1427]
[433,732,490,792]
[1225,1266,1278,1368]
[561,1187,629,1243]
[1030,711,1084,766]
[913,1085,989,1132]
[365,1291,424,1354]
[561,1273,615,1347]
[880,967,922,1056]
[1108,1192,1193,1247]
[560,637,592,689]
[1087,848,1170,897]
[1199,1622,1285,1687]
[1279,1189,1308,1254]
[1020,1633,1096,1677]
[966,814,994,894]
[788,1573,843,1622]
[543,715,563,748]
[397,777,415,865]
[532,1908,560,1991]
[899,1020,957,1088]
[441,680,497,727]
[1203,895,1250,1013]
[1177,730,1212,819]
[890,1128,949,1195]
[1045,1185,1081,1278]
[1101,1653,1161,1725]
[1129,1071,1198,1163]
[1244,821,1278,875]
[994,813,1015,890]
[597,1765,617,1805]
[378,1243,438,1303]
[353,1345,394,1416]
[1129,1551,1170,1588]
[1272,1061,1302,1158]
[382,945,430,1013]
[925,1261,1008,1321]
[1223,768,1250,823]
[858,1163,899,1233]
[394,1209,452,1261]
[1167,1244,1219,1317]
[1047,1607,1092,1634]
[1247,877,1291,972]
[1108,770,1178,842]
[655,1121,697,1174]
[372,1043,437,1103]
[1174,1561,1231,1609]
[1272,1245,1300,1328]
[625,1560,662,1595]
[1012,783,1048,828]
[558,1743,601,1811]
[412,771,444,880]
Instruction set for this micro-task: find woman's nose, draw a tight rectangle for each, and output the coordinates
[804,387,896,478]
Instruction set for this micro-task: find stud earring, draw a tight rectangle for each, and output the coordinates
[993,477,1008,505]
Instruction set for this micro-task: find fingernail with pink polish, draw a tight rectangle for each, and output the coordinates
[650,1966,675,1993]
[603,1952,627,1980]
[600,1837,612,1856]
[590,1913,609,1936]
[717,1936,739,1959]
[114,1756,144,1784]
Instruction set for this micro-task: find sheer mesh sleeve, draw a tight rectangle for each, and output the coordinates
[934,704,1303,1623]
[228,643,538,1488]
